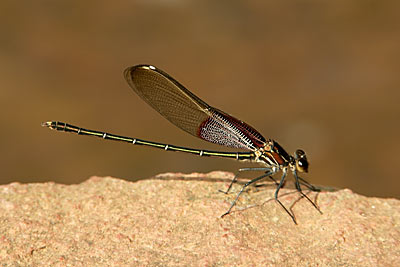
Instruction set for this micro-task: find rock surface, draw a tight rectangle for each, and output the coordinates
[1,171,399,266]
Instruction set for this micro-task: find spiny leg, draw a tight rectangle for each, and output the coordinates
[298,176,320,192]
[221,170,275,218]
[274,168,298,224]
[239,168,280,186]
[293,171,322,214]
[218,167,272,194]
[218,173,238,195]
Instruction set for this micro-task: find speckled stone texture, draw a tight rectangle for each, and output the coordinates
[1,171,399,266]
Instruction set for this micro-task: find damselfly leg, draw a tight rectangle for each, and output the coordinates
[220,167,321,224]
[221,169,276,218]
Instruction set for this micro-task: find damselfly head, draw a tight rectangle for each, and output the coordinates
[294,149,309,173]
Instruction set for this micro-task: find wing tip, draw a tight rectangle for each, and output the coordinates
[124,64,157,80]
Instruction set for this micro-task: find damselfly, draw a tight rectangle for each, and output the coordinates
[42,65,321,224]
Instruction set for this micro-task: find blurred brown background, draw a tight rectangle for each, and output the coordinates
[1,1,399,198]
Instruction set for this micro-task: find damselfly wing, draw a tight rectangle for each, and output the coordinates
[124,65,266,151]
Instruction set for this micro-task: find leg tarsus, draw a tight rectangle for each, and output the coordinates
[294,172,322,214]
[218,174,237,195]
[274,169,297,224]
[221,170,274,218]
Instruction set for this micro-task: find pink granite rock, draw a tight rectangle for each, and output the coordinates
[0,171,399,265]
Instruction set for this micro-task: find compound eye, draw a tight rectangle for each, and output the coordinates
[295,149,305,158]
[297,157,309,173]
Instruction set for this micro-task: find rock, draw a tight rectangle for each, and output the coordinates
[0,171,399,266]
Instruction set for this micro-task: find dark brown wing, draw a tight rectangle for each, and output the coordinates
[124,65,266,150]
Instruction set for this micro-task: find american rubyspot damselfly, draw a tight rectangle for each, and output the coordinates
[42,65,321,224]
